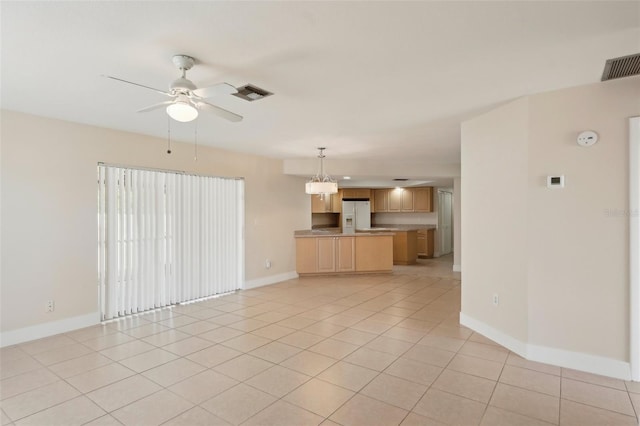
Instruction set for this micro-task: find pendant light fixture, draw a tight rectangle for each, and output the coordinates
[305,147,338,195]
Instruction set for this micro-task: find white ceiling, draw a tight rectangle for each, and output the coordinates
[2,1,639,182]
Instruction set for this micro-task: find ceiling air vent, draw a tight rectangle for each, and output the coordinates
[601,53,640,81]
[232,84,273,101]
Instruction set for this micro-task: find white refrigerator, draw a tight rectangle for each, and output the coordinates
[342,200,371,233]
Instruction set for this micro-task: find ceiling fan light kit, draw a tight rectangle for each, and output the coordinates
[166,95,198,122]
[306,147,338,195]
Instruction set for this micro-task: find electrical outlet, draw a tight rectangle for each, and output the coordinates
[46,300,55,313]
[492,294,499,306]
[265,259,271,269]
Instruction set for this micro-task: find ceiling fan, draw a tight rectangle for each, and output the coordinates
[104,54,266,123]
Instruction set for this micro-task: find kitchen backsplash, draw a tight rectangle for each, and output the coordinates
[373,212,437,225]
[311,213,340,228]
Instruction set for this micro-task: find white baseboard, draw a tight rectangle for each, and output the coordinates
[459,312,527,356]
[0,272,298,348]
[460,312,632,381]
[0,312,100,348]
[244,271,298,290]
[527,343,632,380]
[453,264,461,272]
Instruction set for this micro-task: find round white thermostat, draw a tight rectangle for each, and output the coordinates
[577,131,598,147]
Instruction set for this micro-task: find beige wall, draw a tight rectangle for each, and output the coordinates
[526,78,637,360]
[461,76,640,369]
[461,97,530,343]
[1,110,309,335]
[453,177,461,270]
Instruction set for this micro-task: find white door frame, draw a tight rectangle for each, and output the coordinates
[630,116,640,381]
[438,189,453,256]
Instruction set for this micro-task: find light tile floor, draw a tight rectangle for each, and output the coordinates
[1,256,639,425]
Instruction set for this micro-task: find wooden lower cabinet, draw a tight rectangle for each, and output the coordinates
[308,236,355,273]
[355,235,393,272]
[316,237,338,272]
[336,237,356,271]
[316,236,355,272]
[393,231,418,265]
[417,228,435,258]
[296,235,392,275]
[296,237,318,274]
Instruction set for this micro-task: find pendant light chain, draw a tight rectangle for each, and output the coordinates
[194,118,199,161]
[166,115,172,154]
[318,149,325,177]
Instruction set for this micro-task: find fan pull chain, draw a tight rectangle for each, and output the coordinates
[194,118,199,161]
[167,115,172,154]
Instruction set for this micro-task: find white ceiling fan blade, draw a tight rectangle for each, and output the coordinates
[192,83,238,99]
[137,101,174,113]
[196,101,243,122]
[102,75,172,97]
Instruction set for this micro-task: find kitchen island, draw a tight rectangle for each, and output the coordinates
[359,225,436,263]
[295,230,393,275]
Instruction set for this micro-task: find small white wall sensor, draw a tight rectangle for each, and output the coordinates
[547,175,565,188]
[577,131,598,147]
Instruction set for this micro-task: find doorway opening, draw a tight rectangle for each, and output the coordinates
[438,190,454,257]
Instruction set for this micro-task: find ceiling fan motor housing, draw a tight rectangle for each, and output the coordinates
[171,77,197,92]
[172,55,195,71]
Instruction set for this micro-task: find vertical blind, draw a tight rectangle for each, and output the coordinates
[98,165,244,320]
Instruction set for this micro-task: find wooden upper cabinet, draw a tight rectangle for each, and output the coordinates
[342,188,371,199]
[312,187,433,213]
[311,194,332,213]
[401,189,414,211]
[389,188,414,211]
[331,190,342,213]
[373,189,388,212]
[388,187,433,212]
[387,189,403,211]
[413,187,433,212]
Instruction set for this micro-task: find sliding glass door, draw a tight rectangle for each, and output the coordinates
[97,165,244,320]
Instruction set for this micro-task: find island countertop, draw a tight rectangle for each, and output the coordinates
[369,224,437,231]
[294,230,394,238]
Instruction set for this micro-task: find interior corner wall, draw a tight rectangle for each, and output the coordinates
[460,97,530,344]
[526,77,639,363]
[0,110,309,343]
[461,75,640,378]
